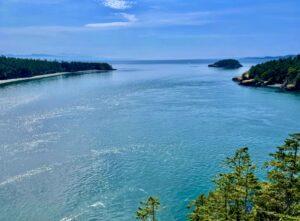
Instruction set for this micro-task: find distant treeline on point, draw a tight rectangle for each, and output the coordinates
[0,56,114,80]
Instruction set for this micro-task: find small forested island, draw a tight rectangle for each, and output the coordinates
[208,59,243,69]
[233,55,300,91]
[0,56,114,80]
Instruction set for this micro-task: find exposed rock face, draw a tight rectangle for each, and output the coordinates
[240,79,257,86]
[232,71,278,88]
[208,59,243,69]
[282,71,300,91]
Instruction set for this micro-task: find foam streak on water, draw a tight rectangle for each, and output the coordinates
[0,166,52,187]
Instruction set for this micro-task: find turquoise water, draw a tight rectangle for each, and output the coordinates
[0,61,299,221]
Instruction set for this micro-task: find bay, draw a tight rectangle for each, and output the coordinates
[0,61,299,221]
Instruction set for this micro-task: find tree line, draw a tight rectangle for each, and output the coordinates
[247,55,300,90]
[0,56,114,80]
[248,55,300,84]
[136,133,300,221]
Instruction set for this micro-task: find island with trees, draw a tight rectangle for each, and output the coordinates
[136,133,300,221]
[208,59,243,69]
[0,56,114,81]
[233,55,300,91]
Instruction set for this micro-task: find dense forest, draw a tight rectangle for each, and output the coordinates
[208,59,243,69]
[0,56,114,80]
[136,134,300,221]
[233,55,300,91]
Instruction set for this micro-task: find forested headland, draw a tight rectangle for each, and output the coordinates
[0,56,114,80]
[137,134,300,221]
[233,55,300,91]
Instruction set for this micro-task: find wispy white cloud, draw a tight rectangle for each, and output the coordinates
[0,8,243,36]
[0,13,138,35]
[8,0,134,8]
[85,13,137,28]
[138,8,245,27]
[141,11,212,26]
[120,12,138,22]
[102,0,134,10]
[84,22,130,28]
[0,26,83,36]
[86,11,213,29]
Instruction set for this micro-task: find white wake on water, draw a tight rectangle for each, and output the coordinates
[60,201,106,221]
[0,166,52,187]
[89,201,106,208]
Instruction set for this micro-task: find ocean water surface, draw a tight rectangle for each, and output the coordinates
[0,61,299,221]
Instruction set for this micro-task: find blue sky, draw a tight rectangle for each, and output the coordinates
[0,0,299,59]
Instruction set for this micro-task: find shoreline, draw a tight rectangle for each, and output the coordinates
[0,69,113,86]
[266,83,283,88]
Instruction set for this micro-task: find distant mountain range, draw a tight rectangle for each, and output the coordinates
[3,53,103,62]
[240,55,297,61]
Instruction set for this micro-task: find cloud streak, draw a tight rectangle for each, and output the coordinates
[0,13,138,35]
[85,13,137,28]
[0,9,239,36]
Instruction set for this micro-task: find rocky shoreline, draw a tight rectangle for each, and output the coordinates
[232,71,299,91]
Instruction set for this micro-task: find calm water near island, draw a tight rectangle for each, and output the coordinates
[0,60,299,221]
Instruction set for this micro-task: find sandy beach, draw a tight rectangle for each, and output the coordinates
[0,70,110,86]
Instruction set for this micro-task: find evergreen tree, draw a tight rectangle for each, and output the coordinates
[214,173,235,220]
[224,147,259,221]
[188,194,209,221]
[136,134,300,221]
[136,196,160,221]
[136,201,150,221]
[255,133,300,220]
[188,147,259,221]
[0,56,113,80]
[147,197,160,221]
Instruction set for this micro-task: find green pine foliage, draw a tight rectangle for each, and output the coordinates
[0,56,113,80]
[188,147,260,221]
[248,56,300,84]
[136,197,160,221]
[255,133,300,220]
[136,134,300,221]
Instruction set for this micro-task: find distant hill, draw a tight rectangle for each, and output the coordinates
[233,55,300,91]
[208,59,243,69]
[4,53,104,62]
[0,56,114,80]
[241,55,297,60]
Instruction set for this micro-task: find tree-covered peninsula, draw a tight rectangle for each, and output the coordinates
[0,56,114,80]
[208,59,243,69]
[233,55,300,91]
[136,133,300,221]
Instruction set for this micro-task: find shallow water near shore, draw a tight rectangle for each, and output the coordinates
[0,61,299,221]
